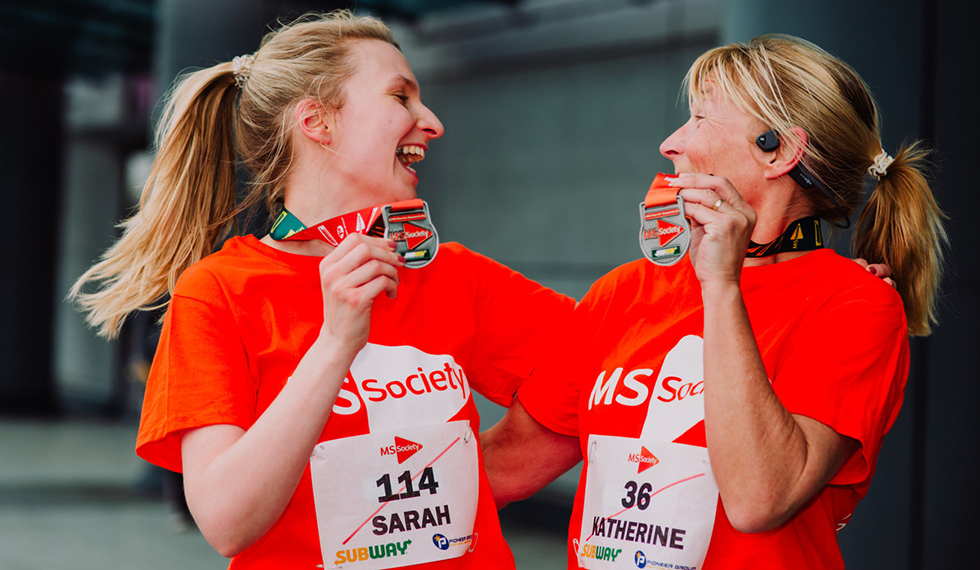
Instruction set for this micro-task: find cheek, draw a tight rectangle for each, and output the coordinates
[684,138,712,170]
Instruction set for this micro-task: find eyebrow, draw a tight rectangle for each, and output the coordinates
[392,75,419,92]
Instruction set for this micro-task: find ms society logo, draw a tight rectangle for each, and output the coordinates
[628,446,660,474]
[380,436,423,464]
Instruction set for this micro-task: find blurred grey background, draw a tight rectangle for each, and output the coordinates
[1,0,977,568]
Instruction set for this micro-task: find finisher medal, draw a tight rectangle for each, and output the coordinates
[383,199,439,269]
[270,198,439,269]
[639,173,691,266]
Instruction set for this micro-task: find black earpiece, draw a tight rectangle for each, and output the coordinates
[754,128,850,228]
[756,129,780,152]
[757,129,814,189]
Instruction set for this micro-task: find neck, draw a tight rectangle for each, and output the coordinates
[742,249,811,267]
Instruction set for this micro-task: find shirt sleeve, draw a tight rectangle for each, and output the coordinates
[461,249,575,409]
[774,284,909,488]
[135,270,255,473]
[517,281,609,438]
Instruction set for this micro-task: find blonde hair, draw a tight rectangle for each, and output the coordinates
[685,34,947,336]
[69,10,397,338]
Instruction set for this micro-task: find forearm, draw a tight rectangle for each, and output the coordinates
[481,399,582,509]
[183,336,354,556]
[701,281,834,532]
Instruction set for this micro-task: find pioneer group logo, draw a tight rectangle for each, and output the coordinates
[380,436,424,464]
[627,446,660,474]
[431,533,473,551]
[634,550,647,568]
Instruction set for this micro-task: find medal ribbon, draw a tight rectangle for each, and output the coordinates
[270,201,422,245]
[270,199,439,268]
[644,173,680,213]
[746,216,823,257]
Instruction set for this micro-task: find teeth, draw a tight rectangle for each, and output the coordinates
[396,144,425,166]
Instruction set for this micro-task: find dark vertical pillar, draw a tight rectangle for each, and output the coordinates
[908,3,938,567]
[922,0,980,567]
[0,72,64,415]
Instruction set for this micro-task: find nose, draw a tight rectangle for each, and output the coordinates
[659,123,685,161]
[417,102,444,140]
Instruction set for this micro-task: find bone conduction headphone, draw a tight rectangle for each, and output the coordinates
[755,129,851,229]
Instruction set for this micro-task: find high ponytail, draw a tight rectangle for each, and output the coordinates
[688,34,948,336]
[69,63,240,339]
[69,10,397,339]
[855,142,948,336]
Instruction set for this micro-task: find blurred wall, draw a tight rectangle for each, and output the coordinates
[399,0,721,298]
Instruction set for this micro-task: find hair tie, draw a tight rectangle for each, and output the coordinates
[868,149,894,180]
[232,54,255,89]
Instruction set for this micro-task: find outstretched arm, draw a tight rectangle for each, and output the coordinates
[481,398,582,509]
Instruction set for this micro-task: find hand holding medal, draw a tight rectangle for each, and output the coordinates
[669,173,756,284]
[639,173,757,283]
[270,199,441,352]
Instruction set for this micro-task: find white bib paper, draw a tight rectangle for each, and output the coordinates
[577,435,718,570]
[310,421,479,569]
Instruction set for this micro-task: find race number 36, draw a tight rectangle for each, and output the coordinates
[622,480,654,510]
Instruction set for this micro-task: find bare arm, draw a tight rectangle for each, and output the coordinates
[675,173,859,533]
[181,235,403,556]
[481,398,582,509]
[700,279,859,532]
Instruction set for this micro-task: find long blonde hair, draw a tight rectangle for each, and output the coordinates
[685,34,947,336]
[69,11,396,339]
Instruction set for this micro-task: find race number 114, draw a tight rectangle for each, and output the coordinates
[377,467,440,503]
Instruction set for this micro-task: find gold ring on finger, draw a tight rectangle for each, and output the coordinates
[711,198,725,211]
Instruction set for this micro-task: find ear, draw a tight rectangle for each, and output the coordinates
[294,98,333,146]
[763,126,808,180]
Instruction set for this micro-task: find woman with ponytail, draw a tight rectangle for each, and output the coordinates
[71,11,572,569]
[485,35,946,569]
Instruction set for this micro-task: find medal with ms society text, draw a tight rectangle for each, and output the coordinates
[383,200,439,268]
[270,199,439,269]
[639,173,691,266]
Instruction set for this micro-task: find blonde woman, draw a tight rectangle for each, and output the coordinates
[484,35,946,569]
[71,11,572,569]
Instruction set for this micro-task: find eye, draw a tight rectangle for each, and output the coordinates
[393,92,409,104]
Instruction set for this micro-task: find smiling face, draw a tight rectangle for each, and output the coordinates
[659,84,769,205]
[328,39,444,207]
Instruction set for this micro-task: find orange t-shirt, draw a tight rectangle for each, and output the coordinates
[136,236,574,569]
[519,249,909,569]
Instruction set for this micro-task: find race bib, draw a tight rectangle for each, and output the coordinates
[310,421,479,569]
[577,435,718,570]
